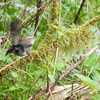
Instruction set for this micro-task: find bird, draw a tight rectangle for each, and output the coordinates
[5,20,37,56]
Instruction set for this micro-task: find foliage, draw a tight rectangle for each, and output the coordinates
[0,0,100,100]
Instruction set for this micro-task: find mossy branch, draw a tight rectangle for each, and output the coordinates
[0,14,100,78]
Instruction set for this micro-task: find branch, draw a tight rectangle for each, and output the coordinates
[19,0,33,20]
[47,46,98,99]
[22,1,52,28]
[73,0,86,24]
[34,0,41,36]
[28,88,42,100]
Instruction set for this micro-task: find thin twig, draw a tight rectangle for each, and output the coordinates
[79,5,100,19]
[19,0,33,20]
[73,0,86,24]
[34,0,41,36]
[46,68,50,92]
[22,1,52,28]
[28,88,42,100]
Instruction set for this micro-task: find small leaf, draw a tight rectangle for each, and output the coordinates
[57,30,63,36]
[56,62,65,68]
[57,57,64,62]
[48,74,55,82]
[49,62,55,68]
[38,80,45,87]
[51,24,58,29]
[0,10,3,14]
[0,3,5,6]
[50,33,57,38]
[0,89,9,95]
[60,26,66,32]
[64,40,70,45]
[67,31,74,36]
[34,70,44,77]
[11,72,19,78]
[43,64,49,72]
[75,74,100,89]
[84,94,100,100]
[58,41,65,46]
[9,86,17,91]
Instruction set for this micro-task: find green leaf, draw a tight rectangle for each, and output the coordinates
[58,41,65,46]
[75,74,100,89]
[0,10,4,14]
[34,70,44,77]
[45,55,52,61]
[43,64,49,72]
[64,40,70,45]
[57,30,63,36]
[13,0,21,3]
[48,74,55,82]
[60,26,66,32]
[51,24,58,29]
[49,62,55,68]
[67,32,74,36]
[0,89,9,95]
[0,3,5,6]
[57,57,64,62]
[38,80,45,87]
[0,49,8,60]
[56,62,65,68]
[50,33,57,38]
[91,70,100,82]
[9,86,17,91]
[84,94,100,100]
[66,30,74,36]
[11,72,19,78]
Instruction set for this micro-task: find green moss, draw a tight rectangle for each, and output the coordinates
[39,15,100,58]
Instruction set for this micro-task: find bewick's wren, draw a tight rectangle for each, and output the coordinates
[6,20,37,56]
